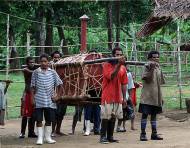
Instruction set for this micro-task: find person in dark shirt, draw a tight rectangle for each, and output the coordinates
[19,57,37,138]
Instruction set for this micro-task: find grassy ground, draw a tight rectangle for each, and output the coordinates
[1,72,190,119]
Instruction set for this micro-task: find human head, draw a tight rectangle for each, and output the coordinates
[26,56,34,68]
[88,49,97,53]
[147,50,160,63]
[112,47,123,57]
[51,51,61,63]
[40,53,49,70]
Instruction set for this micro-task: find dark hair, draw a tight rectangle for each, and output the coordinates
[88,49,97,53]
[51,51,62,58]
[112,47,123,56]
[26,56,33,64]
[147,51,160,59]
[40,53,49,61]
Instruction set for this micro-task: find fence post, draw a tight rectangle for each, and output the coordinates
[177,20,182,109]
[6,14,10,119]
[26,32,31,56]
[59,39,64,55]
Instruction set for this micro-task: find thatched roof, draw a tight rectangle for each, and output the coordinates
[136,16,172,38]
[137,0,190,38]
[154,0,190,19]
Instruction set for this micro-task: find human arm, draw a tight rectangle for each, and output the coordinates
[30,70,37,106]
[4,80,11,94]
[122,84,127,106]
[52,71,63,102]
[23,67,33,74]
[110,57,125,80]
[142,62,156,83]
[160,70,166,85]
[30,87,36,106]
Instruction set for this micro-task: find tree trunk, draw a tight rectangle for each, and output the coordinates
[35,6,46,59]
[57,26,68,55]
[115,0,120,47]
[107,1,113,50]
[45,8,53,55]
[9,26,19,69]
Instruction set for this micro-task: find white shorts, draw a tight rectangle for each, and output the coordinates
[101,103,123,120]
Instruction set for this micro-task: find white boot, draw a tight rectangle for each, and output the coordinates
[84,120,91,136]
[36,127,43,145]
[44,126,56,144]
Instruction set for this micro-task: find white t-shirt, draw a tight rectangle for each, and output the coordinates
[126,72,135,100]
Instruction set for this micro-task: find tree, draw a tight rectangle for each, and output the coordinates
[9,26,20,69]
[35,5,46,57]
[107,1,113,50]
[45,7,53,55]
[115,0,121,47]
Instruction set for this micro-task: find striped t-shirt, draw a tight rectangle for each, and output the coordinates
[31,67,63,109]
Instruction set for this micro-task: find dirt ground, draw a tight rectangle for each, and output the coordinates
[1,110,190,148]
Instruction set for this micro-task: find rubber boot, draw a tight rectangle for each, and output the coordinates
[107,118,119,143]
[44,126,56,144]
[84,120,90,136]
[140,130,148,141]
[36,127,43,145]
[100,119,109,144]
[151,129,163,140]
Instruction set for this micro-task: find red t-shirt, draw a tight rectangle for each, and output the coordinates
[101,62,128,104]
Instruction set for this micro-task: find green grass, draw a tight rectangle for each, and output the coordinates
[1,72,190,119]
[0,72,75,119]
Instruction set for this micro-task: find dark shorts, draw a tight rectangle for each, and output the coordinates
[138,103,162,115]
[34,108,56,122]
[56,103,67,120]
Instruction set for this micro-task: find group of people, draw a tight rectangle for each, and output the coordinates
[99,47,165,144]
[19,51,69,145]
[0,46,165,145]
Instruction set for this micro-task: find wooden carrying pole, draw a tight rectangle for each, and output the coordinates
[55,57,145,67]
[22,57,145,68]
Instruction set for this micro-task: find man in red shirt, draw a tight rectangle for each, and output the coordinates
[100,47,128,144]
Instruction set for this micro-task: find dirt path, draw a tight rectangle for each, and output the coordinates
[1,110,190,148]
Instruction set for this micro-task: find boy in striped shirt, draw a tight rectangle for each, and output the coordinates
[31,54,63,145]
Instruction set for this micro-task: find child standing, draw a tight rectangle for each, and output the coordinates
[31,54,63,145]
[19,57,37,138]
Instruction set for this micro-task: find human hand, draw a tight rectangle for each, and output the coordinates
[122,99,127,108]
[31,98,35,107]
[150,62,156,69]
[118,56,125,65]
[52,94,59,102]
[21,97,24,102]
